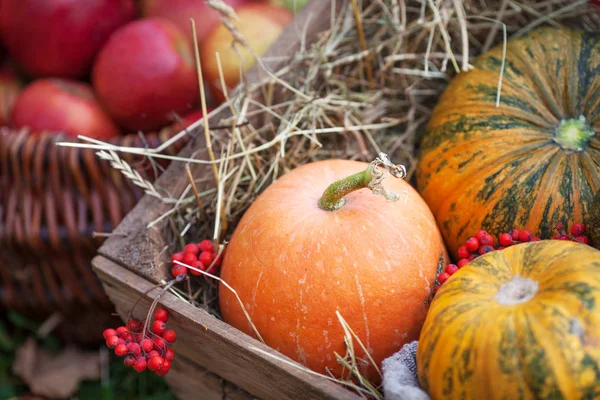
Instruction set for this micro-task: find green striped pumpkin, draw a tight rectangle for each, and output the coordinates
[416,27,600,260]
[417,240,600,400]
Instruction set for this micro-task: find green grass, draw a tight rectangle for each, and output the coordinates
[0,311,174,400]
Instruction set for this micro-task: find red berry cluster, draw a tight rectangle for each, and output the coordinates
[170,239,222,278]
[552,222,590,244]
[103,308,176,376]
[434,222,589,294]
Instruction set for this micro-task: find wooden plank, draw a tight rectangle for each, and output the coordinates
[93,255,361,400]
[98,0,342,283]
[168,355,255,400]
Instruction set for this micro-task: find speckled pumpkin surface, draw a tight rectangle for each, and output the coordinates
[417,240,600,400]
[417,27,600,259]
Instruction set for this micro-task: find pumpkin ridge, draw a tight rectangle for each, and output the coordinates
[519,311,564,398]
[530,305,579,398]
[573,153,599,207]
[459,145,559,238]
[523,148,569,235]
[506,44,566,121]
[426,138,554,218]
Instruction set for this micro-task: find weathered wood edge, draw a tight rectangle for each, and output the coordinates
[97,0,344,282]
[93,255,362,400]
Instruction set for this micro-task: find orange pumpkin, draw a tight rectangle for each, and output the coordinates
[219,159,448,383]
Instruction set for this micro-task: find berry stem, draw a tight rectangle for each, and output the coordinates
[317,153,407,211]
[142,279,179,339]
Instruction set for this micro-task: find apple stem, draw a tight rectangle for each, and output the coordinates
[318,153,407,211]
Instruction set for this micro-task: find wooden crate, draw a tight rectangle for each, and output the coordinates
[93,1,362,399]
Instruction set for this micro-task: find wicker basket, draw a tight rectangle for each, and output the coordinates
[0,126,188,342]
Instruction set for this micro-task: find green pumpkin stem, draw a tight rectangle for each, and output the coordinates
[318,153,407,211]
[554,116,595,152]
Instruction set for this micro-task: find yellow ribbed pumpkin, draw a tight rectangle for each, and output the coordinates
[417,240,600,400]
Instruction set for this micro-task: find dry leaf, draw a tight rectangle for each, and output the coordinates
[13,337,100,398]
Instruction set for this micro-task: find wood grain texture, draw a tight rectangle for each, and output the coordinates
[93,255,361,400]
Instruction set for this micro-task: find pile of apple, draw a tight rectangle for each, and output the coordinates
[0,0,299,141]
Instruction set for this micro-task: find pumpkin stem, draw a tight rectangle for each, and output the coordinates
[554,116,595,152]
[495,275,538,306]
[318,153,407,211]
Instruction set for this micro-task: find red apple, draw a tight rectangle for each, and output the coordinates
[12,79,120,140]
[0,0,135,79]
[140,0,248,47]
[0,61,23,126]
[201,4,292,102]
[92,18,199,132]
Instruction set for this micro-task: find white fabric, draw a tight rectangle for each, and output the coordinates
[381,341,431,400]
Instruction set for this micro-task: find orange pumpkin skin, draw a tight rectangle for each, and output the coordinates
[417,240,600,400]
[416,27,600,260]
[219,159,448,383]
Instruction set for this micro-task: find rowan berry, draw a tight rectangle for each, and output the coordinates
[103,328,116,340]
[457,259,469,268]
[445,264,459,275]
[133,358,147,373]
[496,246,505,250]
[141,339,154,353]
[576,236,590,245]
[147,350,160,359]
[154,308,169,323]
[163,329,177,343]
[499,233,513,247]
[126,334,134,343]
[467,254,477,261]
[126,342,140,354]
[530,237,541,242]
[124,355,135,367]
[165,348,175,361]
[115,326,128,339]
[189,260,205,276]
[183,243,199,256]
[171,252,185,264]
[171,264,188,278]
[211,252,222,267]
[479,233,494,246]
[153,337,167,351]
[106,335,119,348]
[152,320,166,335]
[156,359,171,376]
[571,223,586,236]
[465,237,479,252]
[519,230,533,242]
[199,251,213,266]
[114,343,128,357]
[554,232,568,240]
[148,356,164,372]
[198,239,214,253]
[478,245,495,255]
[509,229,520,241]
[182,252,197,266]
[475,230,489,242]
[437,272,450,284]
[457,246,470,260]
